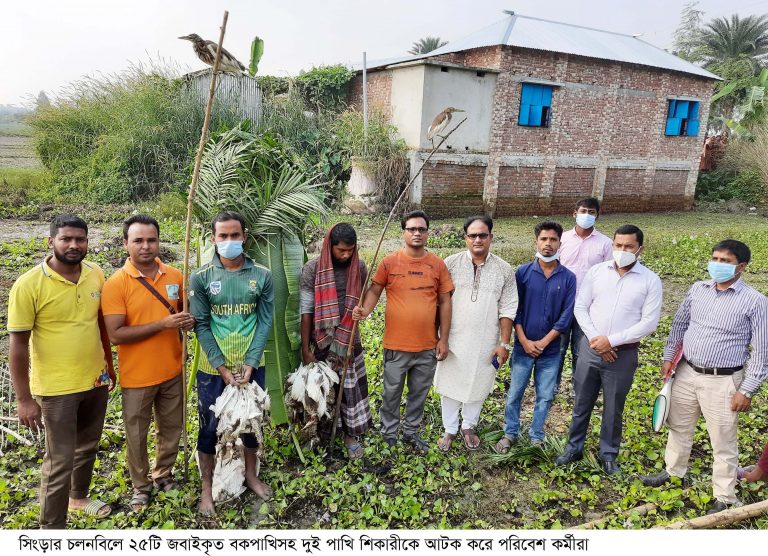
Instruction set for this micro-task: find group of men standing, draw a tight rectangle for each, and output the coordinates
[8,198,768,528]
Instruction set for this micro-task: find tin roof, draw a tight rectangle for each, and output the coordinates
[360,12,719,80]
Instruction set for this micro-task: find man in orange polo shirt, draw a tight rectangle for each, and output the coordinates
[101,215,195,511]
[353,210,453,454]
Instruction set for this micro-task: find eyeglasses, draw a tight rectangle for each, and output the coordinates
[466,233,490,240]
[404,227,428,234]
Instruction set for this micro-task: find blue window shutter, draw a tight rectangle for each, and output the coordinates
[521,83,536,105]
[519,103,531,125]
[674,100,690,118]
[541,85,553,107]
[667,99,677,117]
[665,117,682,136]
[686,119,700,136]
[689,101,700,119]
[529,105,544,126]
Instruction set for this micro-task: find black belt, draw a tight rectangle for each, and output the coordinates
[615,342,640,352]
[683,358,743,376]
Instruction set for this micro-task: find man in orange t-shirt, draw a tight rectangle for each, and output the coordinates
[101,215,195,511]
[354,210,453,454]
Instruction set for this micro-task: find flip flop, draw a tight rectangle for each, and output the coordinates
[346,442,364,459]
[70,498,112,518]
[154,477,179,492]
[462,428,481,451]
[129,491,150,512]
[437,433,457,453]
[494,436,516,454]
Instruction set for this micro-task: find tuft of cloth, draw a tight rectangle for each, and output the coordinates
[209,381,270,503]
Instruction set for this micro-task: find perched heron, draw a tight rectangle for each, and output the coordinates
[179,33,247,74]
[427,107,465,147]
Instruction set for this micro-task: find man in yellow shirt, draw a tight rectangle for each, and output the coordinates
[102,215,195,511]
[8,214,115,528]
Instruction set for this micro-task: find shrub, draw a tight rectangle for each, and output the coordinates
[696,168,764,204]
[294,65,356,113]
[28,64,242,203]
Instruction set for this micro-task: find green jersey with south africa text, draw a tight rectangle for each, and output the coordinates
[189,254,274,375]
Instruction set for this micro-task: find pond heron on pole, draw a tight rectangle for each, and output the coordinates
[427,107,465,147]
[179,33,247,74]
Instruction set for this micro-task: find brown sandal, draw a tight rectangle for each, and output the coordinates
[462,428,481,451]
[494,435,516,454]
[437,433,457,453]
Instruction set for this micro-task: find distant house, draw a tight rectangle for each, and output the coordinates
[348,12,720,216]
[183,69,262,125]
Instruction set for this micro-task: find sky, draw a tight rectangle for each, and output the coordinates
[3,0,766,106]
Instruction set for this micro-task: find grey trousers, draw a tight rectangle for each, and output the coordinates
[380,348,437,438]
[565,336,638,461]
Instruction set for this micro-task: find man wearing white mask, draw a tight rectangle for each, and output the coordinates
[190,211,274,514]
[557,198,613,390]
[496,222,576,452]
[642,240,768,514]
[556,225,662,475]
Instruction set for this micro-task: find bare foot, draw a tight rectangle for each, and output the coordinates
[245,474,273,500]
[198,489,215,515]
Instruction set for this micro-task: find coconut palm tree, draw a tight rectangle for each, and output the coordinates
[193,124,328,424]
[700,14,768,70]
[408,36,447,55]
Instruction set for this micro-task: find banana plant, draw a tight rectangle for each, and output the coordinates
[249,37,265,77]
[192,124,327,424]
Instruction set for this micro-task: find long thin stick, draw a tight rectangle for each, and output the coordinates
[328,117,468,456]
[656,498,768,529]
[0,424,33,446]
[180,10,229,481]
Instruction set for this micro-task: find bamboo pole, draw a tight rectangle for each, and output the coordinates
[328,117,468,456]
[656,499,768,529]
[180,10,229,480]
[575,502,657,529]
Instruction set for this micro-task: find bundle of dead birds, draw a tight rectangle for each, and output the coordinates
[209,381,270,503]
[284,361,339,447]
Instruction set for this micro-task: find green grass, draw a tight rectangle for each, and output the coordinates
[1,210,767,529]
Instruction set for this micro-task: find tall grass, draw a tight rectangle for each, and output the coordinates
[28,63,242,203]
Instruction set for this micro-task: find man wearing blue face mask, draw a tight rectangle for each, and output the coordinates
[642,239,768,515]
[189,211,275,515]
[557,198,613,393]
[496,221,575,452]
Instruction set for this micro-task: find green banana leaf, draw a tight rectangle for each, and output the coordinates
[249,37,265,77]
[250,230,304,425]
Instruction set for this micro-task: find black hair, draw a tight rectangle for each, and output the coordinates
[211,211,246,234]
[123,214,160,239]
[401,210,430,230]
[575,197,601,213]
[330,223,357,246]
[50,214,88,237]
[614,224,644,246]
[463,215,493,234]
[534,221,563,239]
[712,239,751,264]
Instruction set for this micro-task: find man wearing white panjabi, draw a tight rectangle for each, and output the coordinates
[434,215,518,452]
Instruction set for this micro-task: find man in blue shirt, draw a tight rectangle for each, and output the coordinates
[496,221,576,452]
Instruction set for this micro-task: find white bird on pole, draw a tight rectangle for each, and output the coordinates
[179,33,247,74]
[427,107,465,147]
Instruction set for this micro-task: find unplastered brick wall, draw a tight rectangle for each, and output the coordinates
[348,70,393,119]
[551,168,595,212]
[421,162,485,217]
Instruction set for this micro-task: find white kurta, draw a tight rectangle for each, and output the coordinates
[434,251,518,403]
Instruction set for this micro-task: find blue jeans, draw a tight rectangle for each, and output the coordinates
[196,367,266,455]
[504,350,561,441]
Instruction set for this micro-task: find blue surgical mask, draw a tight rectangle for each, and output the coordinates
[536,251,560,263]
[707,261,737,283]
[575,213,596,229]
[217,240,244,260]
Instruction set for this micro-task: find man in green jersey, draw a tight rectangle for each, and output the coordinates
[189,211,274,515]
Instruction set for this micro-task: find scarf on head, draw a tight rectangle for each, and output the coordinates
[313,225,362,360]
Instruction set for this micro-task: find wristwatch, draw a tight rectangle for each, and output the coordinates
[501,343,513,352]
[738,389,753,399]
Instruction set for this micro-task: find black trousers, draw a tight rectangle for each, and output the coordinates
[565,336,639,461]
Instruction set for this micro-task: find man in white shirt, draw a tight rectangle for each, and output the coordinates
[555,224,662,475]
[557,198,613,391]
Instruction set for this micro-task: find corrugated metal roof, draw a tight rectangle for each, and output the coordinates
[360,13,720,80]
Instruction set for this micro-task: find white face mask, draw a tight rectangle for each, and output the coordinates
[613,249,639,268]
[536,251,560,263]
[575,213,596,229]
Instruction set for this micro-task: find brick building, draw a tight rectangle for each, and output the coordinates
[349,12,720,216]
